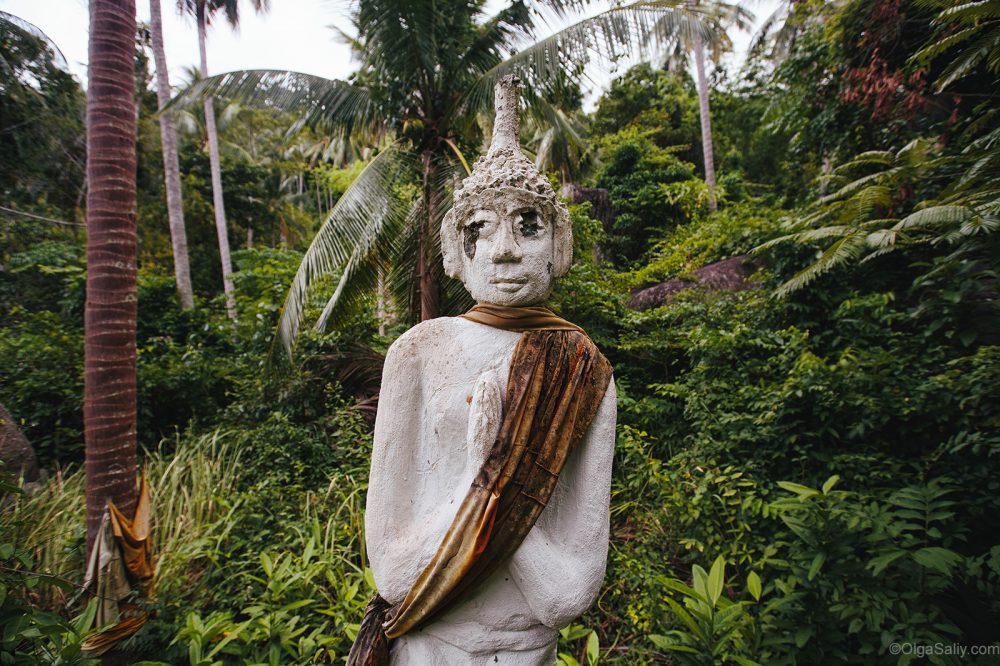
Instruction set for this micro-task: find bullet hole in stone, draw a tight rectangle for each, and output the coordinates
[464,221,484,259]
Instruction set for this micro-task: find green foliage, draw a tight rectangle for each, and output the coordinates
[0,309,83,462]
[0,467,96,665]
[630,202,780,288]
[172,524,369,665]
[0,14,85,212]
[594,128,705,267]
[650,556,762,666]
[557,623,601,666]
[591,64,701,163]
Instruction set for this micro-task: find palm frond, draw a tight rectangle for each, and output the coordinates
[523,91,588,180]
[833,150,895,173]
[774,233,869,297]
[0,11,69,70]
[840,185,892,222]
[384,199,424,321]
[936,42,992,90]
[892,205,976,231]
[911,25,980,64]
[821,174,897,205]
[461,2,719,118]
[938,1,1000,22]
[169,70,383,138]
[314,202,410,332]
[272,144,414,361]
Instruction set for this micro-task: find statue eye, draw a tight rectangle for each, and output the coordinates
[519,211,541,237]
[463,220,485,259]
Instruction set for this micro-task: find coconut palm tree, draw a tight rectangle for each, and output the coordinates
[177,0,734,357]
[84,0,139,552]
[672,1,754,211]
[150,0,194,309]
[179,0,270,320]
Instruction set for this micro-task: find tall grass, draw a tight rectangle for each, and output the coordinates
[5,466,86,608]
[3,431,244,608]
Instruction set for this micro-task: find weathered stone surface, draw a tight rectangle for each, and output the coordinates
[366,75,617,665]
[560,184,613,230]
[627,254,759,310]
[0,401,38,483]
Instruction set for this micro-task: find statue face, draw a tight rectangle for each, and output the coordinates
[458,189,555,306]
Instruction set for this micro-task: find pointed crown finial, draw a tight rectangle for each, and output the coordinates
[490,75,521,154]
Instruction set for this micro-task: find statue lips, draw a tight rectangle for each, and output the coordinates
[489,276,529,293]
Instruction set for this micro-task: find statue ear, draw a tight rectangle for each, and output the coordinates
[441,207,463,280]
[551,204,573,278]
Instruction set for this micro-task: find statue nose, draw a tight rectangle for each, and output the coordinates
[490,222,522,263]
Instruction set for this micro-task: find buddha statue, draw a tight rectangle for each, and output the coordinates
[350,75,616,666]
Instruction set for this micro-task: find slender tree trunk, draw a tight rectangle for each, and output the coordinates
[693,31,718,212]
[84,0,139,555]
[419,150,440,321]
[197,2,236,319]
[376,269,387,336]
[150,0,194,309]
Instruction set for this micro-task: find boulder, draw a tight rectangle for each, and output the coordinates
[0,401,39,483]
[628,255,759,310]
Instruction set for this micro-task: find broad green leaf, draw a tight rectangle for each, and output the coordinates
[912,547,962,574]
[708,555,726,605]
[586,630,599,666]
[808,553,826,581]
[664,597,708,644]
[868,550,908,576]
[777,481,821,498]
[747,571,762,601]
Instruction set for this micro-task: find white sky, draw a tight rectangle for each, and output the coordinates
[2,0,778,108]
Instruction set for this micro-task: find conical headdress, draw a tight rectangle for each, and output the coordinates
[453,75,558,201]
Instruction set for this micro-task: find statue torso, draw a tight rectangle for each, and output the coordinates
[373,316,559,652]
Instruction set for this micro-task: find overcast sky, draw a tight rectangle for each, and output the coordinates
[2,0,778,108]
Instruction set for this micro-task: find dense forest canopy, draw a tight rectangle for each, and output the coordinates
[1,0,998,664]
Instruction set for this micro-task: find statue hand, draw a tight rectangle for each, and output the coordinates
[466,366,504,470]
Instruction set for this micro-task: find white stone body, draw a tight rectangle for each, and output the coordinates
[365,316,617,664]
[365,73,616,664]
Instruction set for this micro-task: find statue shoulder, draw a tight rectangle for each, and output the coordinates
[384,317,471,369]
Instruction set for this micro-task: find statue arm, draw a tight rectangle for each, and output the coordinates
[365,326,494,605]
[365,334,429,605]
[508,379,617,629]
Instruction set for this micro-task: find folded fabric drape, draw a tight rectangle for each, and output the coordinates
[347,305,612,665]
[81,472,154,656]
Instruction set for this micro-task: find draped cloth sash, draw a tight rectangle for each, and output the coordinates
[347,305,613,666]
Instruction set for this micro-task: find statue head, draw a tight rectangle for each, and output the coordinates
[441,76,572,307]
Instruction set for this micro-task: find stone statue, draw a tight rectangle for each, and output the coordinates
[350,75,616,666]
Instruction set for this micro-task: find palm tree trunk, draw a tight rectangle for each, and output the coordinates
[197,1,236,319]
[150,0,194,309]
[419,150,440,321]
[693,31,718,212]
[84,0,139,554]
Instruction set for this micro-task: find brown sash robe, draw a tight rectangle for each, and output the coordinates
[347,304,614,665]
